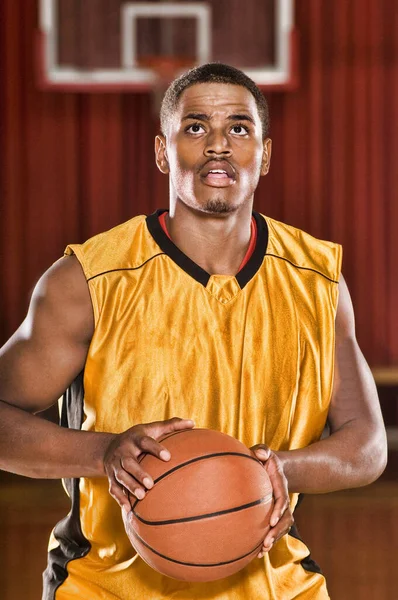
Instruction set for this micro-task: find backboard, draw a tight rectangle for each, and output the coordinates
[37,0,298,92]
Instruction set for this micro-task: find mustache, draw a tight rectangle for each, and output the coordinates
[197,158,235,173]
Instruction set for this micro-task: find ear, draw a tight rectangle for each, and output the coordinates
[155,135,169,174]
[260,138,272,176]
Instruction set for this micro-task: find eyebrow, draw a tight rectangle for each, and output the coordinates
[182,112,256,125]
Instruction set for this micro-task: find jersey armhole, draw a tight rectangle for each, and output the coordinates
[63,245,100,328]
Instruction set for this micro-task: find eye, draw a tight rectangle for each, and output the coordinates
[186,123,205,134]
[231,124,249,135]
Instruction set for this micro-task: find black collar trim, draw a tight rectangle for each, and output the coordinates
[146,209,269,289]
[236,211,269,288]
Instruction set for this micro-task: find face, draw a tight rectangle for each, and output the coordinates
[155,83,272,215]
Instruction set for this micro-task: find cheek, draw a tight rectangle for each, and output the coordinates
[168,140,189,172]
[168,155,196,192]
[238,149,264,183]
[236,141,263,166]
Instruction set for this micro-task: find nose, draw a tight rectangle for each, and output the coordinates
[204,129,232,157]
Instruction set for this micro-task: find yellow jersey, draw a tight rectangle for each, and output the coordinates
[43,209,342,600]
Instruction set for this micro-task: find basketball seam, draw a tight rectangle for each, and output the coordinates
[131,528,264,568]
[137,429,202,464]
[132,494,273,526]
[153,452,260,485]
[131,452,264,513]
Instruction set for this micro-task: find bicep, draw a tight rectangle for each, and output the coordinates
[0,255,94,413]
[327,275,384,434]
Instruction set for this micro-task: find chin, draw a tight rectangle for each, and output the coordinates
[202,199,238,214]
[176,190,244,216]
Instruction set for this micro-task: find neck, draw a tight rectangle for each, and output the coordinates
[167,199,254,276]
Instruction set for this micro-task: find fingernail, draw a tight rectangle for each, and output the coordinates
[143,477,153,489]
[160,450,171,461]
[270,516,279,527]
[186,420,195,425]
[257,449,268,458]
[136,489,145,500]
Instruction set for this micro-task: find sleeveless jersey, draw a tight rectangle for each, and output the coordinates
[43,209,342,600]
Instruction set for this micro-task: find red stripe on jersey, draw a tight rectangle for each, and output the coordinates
[158,211,257,273]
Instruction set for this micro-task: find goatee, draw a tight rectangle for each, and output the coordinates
[203,199,237,214]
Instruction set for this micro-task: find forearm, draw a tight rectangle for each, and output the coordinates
[0,399,115,479]
[276,420,387,494]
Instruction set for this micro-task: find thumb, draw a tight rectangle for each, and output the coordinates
[250,444,271,461]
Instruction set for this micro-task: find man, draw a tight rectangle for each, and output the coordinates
[0,63,387,599]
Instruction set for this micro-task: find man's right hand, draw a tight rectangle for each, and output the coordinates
[103,417,195,512]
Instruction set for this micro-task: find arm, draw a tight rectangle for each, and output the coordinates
[252,275,387,556]
[0,255,113,478]
[0,255,194,512]
[276,274,388,493]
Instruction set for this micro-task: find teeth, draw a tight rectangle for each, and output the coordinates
[209,169,227,174]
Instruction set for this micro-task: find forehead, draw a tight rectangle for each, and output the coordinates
[176,83,259,119]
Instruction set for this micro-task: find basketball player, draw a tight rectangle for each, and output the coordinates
[0,64,387,599]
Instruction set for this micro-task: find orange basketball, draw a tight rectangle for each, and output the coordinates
[122,428,273,582]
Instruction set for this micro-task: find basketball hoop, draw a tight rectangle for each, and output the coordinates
[137,56,195,117]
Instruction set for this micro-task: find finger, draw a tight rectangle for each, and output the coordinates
[270,495,289,528]
[137,435,173,461]
[265,456,289,527]
[114,467,147,500]
[251,445,271,462]
[263,512,294,547]
[147,417,195,440]
[108,478,132,513]
[120,456,154,490]
[262,537,274,553]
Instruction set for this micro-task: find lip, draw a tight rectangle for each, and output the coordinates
[199,160,237,188]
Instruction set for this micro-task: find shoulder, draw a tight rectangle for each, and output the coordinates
[29,254,94,344]
[64,214,162,281]
[335,274,356,339]
[262,215,343,284]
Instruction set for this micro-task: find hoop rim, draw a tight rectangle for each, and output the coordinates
[137,55,196,85]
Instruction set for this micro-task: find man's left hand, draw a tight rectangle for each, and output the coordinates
[250,444,294,557]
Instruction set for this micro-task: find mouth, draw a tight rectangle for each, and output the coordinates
[199,160,236,188]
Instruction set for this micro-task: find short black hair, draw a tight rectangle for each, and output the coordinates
[160,62,270,139]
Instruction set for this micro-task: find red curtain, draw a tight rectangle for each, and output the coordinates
[1,0,397,365]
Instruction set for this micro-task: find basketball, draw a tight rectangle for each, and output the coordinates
[122,428,274,582]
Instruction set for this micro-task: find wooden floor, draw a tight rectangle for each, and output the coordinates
[0,475,397,599]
